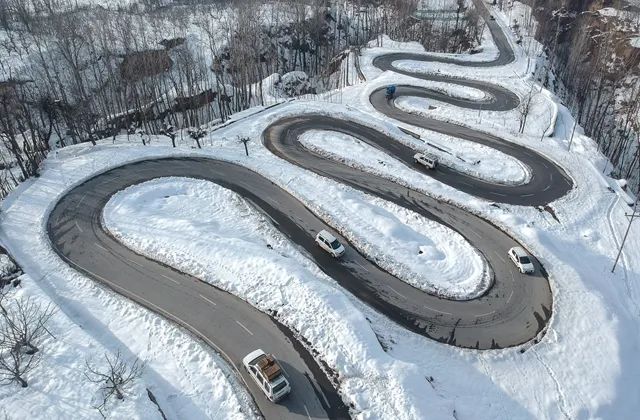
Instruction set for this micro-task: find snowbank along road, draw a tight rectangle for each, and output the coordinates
[369,0,572,205]
[261,0,569,348]
[264,117,553,349]
[48,161,350,420]
[47,0,572,418]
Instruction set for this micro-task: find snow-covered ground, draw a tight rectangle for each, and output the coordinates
[393,89,553,138]
[0,268,255,419]
[392,97,533,185]
[350,29,556,186]
[104,176,489,300]
[2,2,640,420]
[298,130,490,298]
[0,131,456,418]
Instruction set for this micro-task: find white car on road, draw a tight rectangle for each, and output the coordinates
[413,152,438,169]
[508,247,535,274]
[242,349,291,402]
[315,229,345,257]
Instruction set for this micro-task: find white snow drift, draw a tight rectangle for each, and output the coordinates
[105,175,489,301]
[299,130,490,298]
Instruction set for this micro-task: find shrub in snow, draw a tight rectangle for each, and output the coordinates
[0,255,20,280]
[0,297,56,388]
[188,128,207,149]
[275,71,315,97]
[84,350,145,418]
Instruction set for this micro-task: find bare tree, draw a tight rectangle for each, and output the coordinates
[238,136,250,156]
[159,122,176,148]
[85,350,145,418]
[0,297,55,388]
[1,298,56,355]
[187,128,206,149]
[0,0,488,198]
[0,344,40,388]
[0,286,8,316]
[518,87,535,133]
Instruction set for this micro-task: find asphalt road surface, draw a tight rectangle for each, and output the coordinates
[48,160,350,420]
[369,0,573,205]
[264,118,552,349]
[46,1,568,419]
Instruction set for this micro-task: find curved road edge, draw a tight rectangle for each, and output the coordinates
[365,0,573,204]
[47,161,350,420]
[264,120,552,349]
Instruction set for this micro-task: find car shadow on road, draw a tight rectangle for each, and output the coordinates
[276,360,347,419]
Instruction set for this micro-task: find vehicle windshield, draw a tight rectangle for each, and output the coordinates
[248,356,262,365]
[519,256,531,264]
[330,239,342,249]
[272,379,288,393]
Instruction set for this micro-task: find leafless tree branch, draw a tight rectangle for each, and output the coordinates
[84,350,145,418]
[0,297,54,388]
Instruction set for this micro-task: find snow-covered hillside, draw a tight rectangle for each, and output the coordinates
[0,2,639,420]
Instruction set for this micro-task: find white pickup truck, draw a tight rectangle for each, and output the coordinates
[242,349,291,402]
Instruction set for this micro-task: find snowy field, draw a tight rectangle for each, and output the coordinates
[0,267,255,419]
[1,2,640,420]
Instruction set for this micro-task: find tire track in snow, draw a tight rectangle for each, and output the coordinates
[531,347,571,420]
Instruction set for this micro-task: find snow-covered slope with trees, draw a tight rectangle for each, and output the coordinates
[0,1,639,419]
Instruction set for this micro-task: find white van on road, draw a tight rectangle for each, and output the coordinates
[508,247,535,274]
[315,229,345,258]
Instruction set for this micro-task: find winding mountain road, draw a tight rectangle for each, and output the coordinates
[264,116,553,349]
[48,161,350,420]
[46,1,572,419]
[369,0,572,205]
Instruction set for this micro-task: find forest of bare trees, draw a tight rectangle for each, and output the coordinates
[514,0,640,192]
[0,0,483,196]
